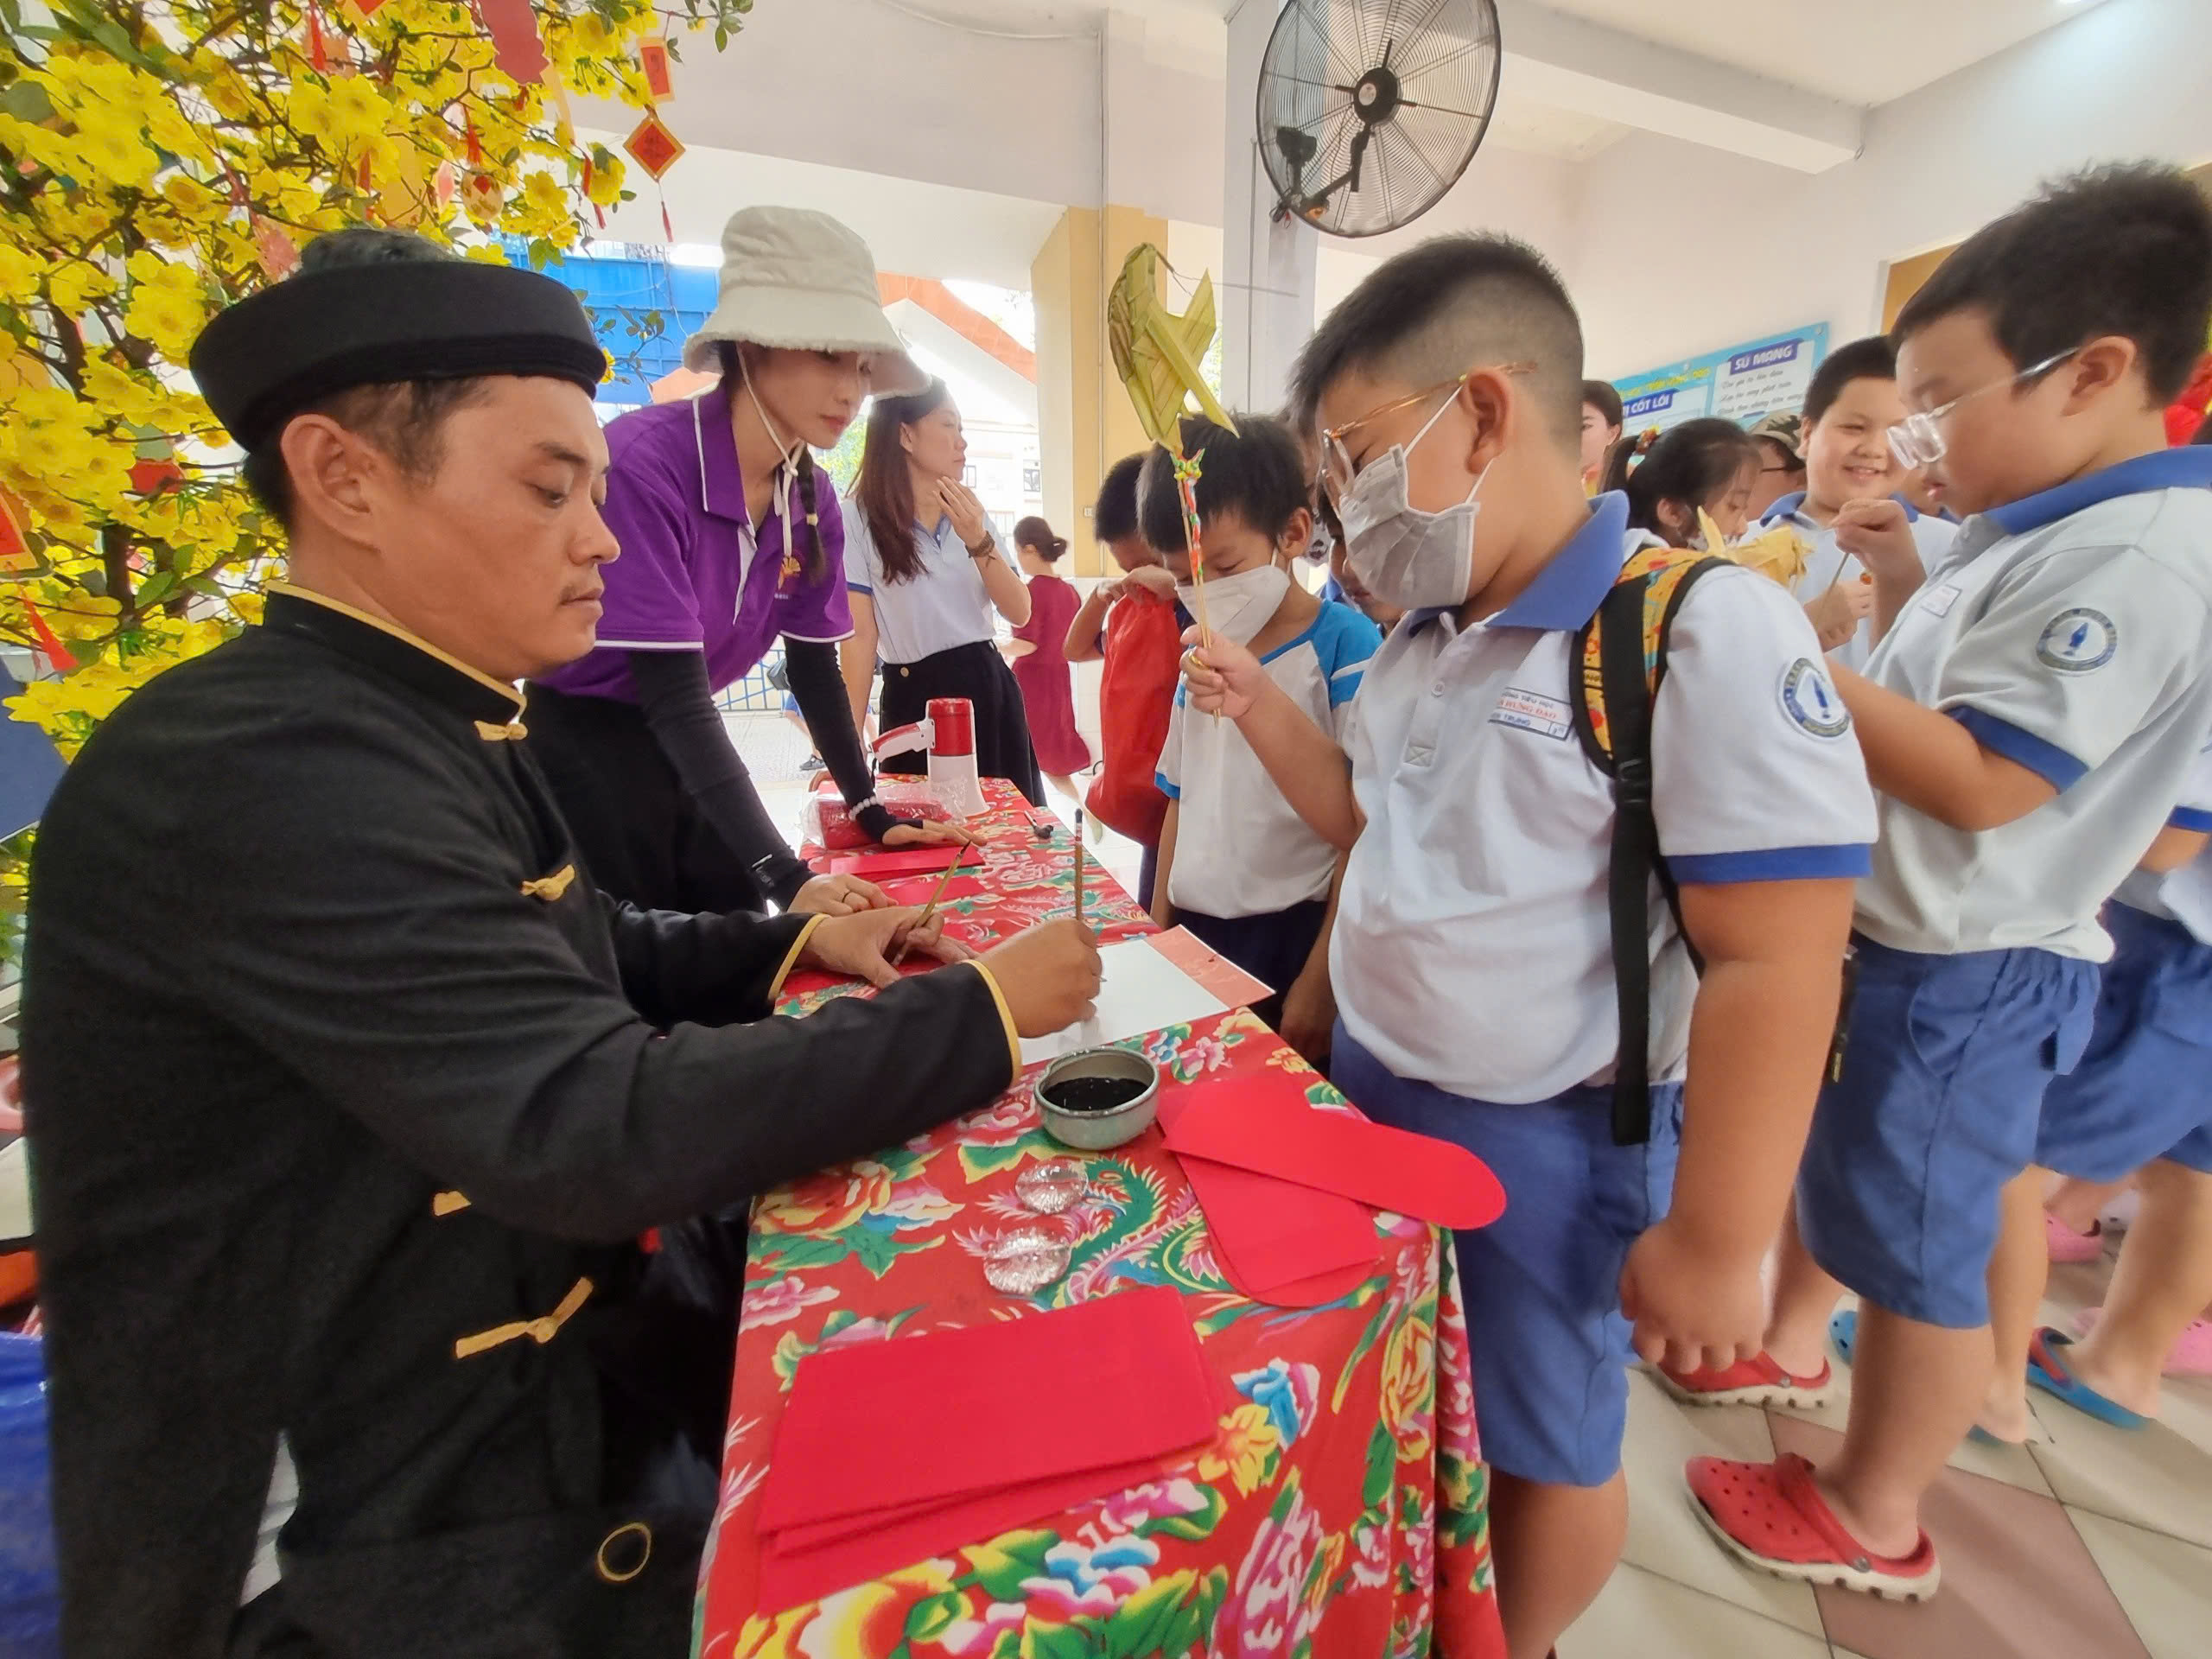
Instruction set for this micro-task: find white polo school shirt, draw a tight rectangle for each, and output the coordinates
[2113,742,2212,944]
[842,503,1013,667]
[1156,601,1382,918]
[1857,447,2212,962]
[1764,491,1959,672]
[1333,492,1878,1104]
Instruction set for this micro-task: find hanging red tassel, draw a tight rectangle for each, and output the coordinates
[661,194,674,245]
[305,3,332,73]
[580,156,606,230]
[22,599,76,672]
[464,116,483,168]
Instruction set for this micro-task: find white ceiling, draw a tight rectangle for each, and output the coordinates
[1540,0,2113,108]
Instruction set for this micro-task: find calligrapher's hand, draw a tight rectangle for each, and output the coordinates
[979,920,1102,1034]
[788,873,890,917]
[800,906,973,988]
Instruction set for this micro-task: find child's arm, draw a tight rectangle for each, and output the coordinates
[1832,498,1925,645]
[1182,632,1363,850]
[1621,876,1854,1372]
[1279,856,1344,1064]
[1149,801,1179,930]
[1063,582,1118,664]
[1828,664,2057,830]
[2141,823,2210,873]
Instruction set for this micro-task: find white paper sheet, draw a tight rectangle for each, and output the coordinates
[1018,938,1230,1067]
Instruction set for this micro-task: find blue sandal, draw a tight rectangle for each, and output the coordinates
[2026,1327,2149,1430]
[1833,1308,2018,1446]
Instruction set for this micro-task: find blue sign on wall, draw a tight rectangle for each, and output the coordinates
[0,668,65,841]
[508,240,719,404]
[1610,324,1830,436]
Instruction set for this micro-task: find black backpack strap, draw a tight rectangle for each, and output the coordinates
[1593,575,1661,1147]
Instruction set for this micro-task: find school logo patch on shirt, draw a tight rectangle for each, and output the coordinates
[1489,686,1573,741]
[1778,657,1852,740]
[2037,608,2117,673]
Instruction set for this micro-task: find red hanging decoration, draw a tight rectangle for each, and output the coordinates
[22,599,76,671]
[639,38,675,102]
[464,116,483,168]
[622,111,683,181]
[0,486,33,574]
[662,197,675,244]
[127,458,185,496]
[304,3,332,73]
[472,0,550,84]
[580,156,605,230]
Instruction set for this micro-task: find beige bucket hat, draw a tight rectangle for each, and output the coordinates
[680,206,927,393]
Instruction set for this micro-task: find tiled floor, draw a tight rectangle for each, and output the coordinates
[1567,1232,2212,1659]
[741,717,2212,1658]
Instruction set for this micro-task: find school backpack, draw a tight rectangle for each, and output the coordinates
[1568,544,1728,1147]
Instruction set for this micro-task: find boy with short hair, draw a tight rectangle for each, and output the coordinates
[1763,336,1959,668]
[1148,414,1378,1048]
[1065,452,1181,907]
[1688,162,2212,1599]
[1183,235,1872,1657]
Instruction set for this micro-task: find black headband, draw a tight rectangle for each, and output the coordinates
[190,258,608,451]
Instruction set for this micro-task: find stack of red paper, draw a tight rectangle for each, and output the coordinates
[753,1287,1220,1610]
[1160,1078,1507,1306]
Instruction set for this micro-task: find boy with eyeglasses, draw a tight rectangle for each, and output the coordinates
[1180,233,1873,1658]
[1688,162,2212,1600]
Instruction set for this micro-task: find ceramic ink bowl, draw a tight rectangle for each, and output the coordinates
[1035,1047,1160,1150]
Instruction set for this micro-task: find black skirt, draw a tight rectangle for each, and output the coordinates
[879,639,1044,807]
[524,683,770,915]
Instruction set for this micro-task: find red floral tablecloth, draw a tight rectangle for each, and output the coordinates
[695,785,1505,1659]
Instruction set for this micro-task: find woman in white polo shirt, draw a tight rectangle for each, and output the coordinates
[841,379,1046,804]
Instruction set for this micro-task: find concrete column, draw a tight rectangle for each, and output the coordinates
[1030,202,1166,576]
[1219,0,1317,417]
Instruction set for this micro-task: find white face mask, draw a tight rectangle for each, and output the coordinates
[1338,391,1493,612]
[1179,562,1291,647]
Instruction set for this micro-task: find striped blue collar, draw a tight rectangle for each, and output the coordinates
[1760,490,1923,526]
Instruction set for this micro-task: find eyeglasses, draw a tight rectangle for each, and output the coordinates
[1317,362,1535,499]
[1885,350,2075,469]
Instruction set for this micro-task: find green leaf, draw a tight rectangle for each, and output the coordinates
[1362,1418,1395,1509]
[844,1225,942,1278]
[1,79,53,124]
[1144,1484,1225,1543]
[133,573,176,607]
[905,1590,964,1645]
[757,1234,849,1271]
[714,22,728,48]
[963,1530,1056,1601]
[1102,1570,1196,1657]
[1023,1624,1094,1659]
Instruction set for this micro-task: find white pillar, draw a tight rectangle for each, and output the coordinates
[1220,0,1319,416]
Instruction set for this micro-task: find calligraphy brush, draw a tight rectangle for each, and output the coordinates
[889,850,973,968]
[1073,807,1086,927]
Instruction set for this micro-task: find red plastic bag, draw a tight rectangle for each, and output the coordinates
[1084,588,1182,847]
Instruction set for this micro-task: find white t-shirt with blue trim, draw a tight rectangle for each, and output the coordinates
[1764,491,1959,672]
[2113,741,2212,943]
[1333,493,1877,1105]
[1156,600,1381,919]
[1858,448,2212,961]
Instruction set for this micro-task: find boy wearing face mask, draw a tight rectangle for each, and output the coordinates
[1145,415,1381,1043]
[1183,237,1872,1659]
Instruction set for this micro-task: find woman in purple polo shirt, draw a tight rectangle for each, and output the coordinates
[528,207,967,918]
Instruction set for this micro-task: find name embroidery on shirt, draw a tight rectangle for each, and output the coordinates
[1920,583,1963,619]
[1489,686,1573,741]
[1778,657,1853,740]
[2036,607,2118,673]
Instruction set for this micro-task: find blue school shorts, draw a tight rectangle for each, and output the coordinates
[2036,902,2212,1180]
[1798,937,2098,1329]
[1333,1026,1681,1488]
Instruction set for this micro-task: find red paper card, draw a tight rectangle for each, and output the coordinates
[1156,1088,1378,1304]
[623,111,684,181]
[1162,1081,1506,1230]
[473,0,549,82]
[1147,927,1274,1009]
[638,37,674,100]
[757,1287,1215,1535]
[757,1453,1177,1611]
[826,846,976,880]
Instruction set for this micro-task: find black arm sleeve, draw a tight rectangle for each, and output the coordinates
[168,717,1017,1243]
[783,638,912,843]
[626,648,814,908]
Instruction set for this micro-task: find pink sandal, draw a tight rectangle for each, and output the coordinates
[2044,1213,2103,1264]
[2073,1308,2212,1377]
[1651,1351,1834,1410]
[1688,1452,1941,1601]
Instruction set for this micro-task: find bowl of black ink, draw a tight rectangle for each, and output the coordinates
[1036,1048,1160,1150]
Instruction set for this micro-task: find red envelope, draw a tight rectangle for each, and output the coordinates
[1162,1081,1506,1230]
[1155,1089,1379,1305]
[756,1451,1178,1611]
[826,846,976,880]
[756,1287,1215,1535]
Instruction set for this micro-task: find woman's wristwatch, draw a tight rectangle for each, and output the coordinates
[965,535,995,558]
